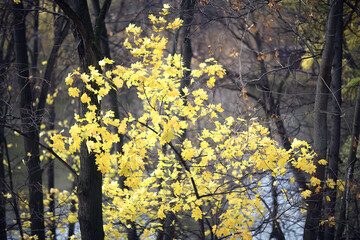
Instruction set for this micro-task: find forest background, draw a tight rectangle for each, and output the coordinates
[0,0,360,239]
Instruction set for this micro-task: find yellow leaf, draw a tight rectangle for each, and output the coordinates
[290,177,295,183]
[166,18,183,29]
[326,178,336,189]
[81,93,91,103]
[310,177,321,186]
[301,57,314,70]
[68,213,77,223]
[160,129,175,145]
[192,207,202,221]
[65,74,73,85]
[68,87,80,98]
[318,159,327,165]
[301,190,312,199]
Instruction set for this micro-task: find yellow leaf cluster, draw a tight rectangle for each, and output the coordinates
[48,10,318,239]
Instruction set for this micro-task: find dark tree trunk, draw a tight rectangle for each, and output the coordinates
[325,1,343,239]
[67,182,77,239]
[345,84,360,238]
[157,211,176,240]
[13,2,45,239]
[31,0,39,78]
[303,1,340,239]
[269,176,285,240]
[54,1,104,239]
[179,0,195,96]
[78,142,104,240]
[0,122,6,240]
[77,31,104,240]
[0,5,12,237]
[13,2,69,238]
[336,83,360,239]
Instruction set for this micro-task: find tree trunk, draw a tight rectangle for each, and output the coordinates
[269,176,285,240]
[78,142,104,240]
[13,2,45,239]
[303,1,340,239]
[0,122,6,240]
[0,5,12,237]
[54,0,104,239]
[157,211,176,240]
[325,1,343,239]
[77,32,104,240]
[179,0,195,95]
[67,183,77,239]
[31,0,39,78]
[344,84,360,239]
[336,83,360,239]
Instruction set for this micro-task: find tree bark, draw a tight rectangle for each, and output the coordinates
[54,1,104,239]
[0,119,6,240]
[269,176,285,240]
[325,1,343,239]
[336,82,360,239]
[67,183,77,239]
[179,0,195,96]
[0,5,12,238]
[31,0,39,78]
[303,1,340,239]
[13,2,45,239]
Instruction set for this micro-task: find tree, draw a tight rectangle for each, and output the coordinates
[8,1,71,239]
[13,1,45,238]
[304,1,341,239]
[53,0,108,238]
[338,81,360,239]
[325,1,343,239]
[0,2,14,238]
[48,11,317,239]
